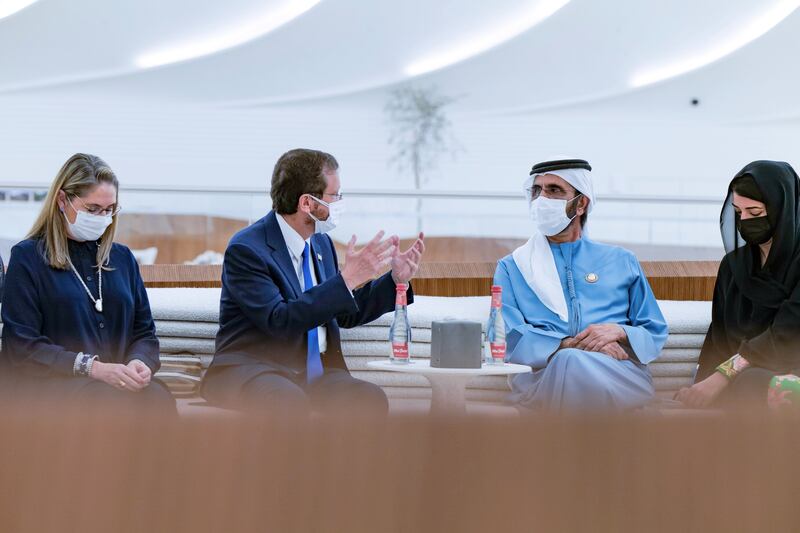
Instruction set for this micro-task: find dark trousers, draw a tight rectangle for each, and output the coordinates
[203,366,389,419]
[11,375,177,416]
[717,367,778,411]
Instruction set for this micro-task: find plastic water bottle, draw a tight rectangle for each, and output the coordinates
[389,283,411,364]
[485,285,506,365]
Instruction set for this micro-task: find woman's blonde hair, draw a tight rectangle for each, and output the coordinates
[27,153,119,270]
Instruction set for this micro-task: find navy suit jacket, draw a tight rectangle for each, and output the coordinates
[208,211,412,381]
[0,252,4,302]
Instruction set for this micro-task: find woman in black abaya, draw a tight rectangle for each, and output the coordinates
[676,160,800,409]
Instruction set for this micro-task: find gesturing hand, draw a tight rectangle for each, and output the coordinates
[559,336,628,360]
[572,324,627,353]
[559,337,576,350]
[90,361,147,392]
[598,341,629,361]
[341,231,398,290]
[127,359,152,387]
[674,372,729,408]
[391,232,425,285]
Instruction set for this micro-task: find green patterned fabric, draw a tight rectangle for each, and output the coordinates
[716,354,750,380]
[768,375,800,409]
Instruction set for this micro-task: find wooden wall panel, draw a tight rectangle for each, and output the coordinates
[333,237,525,264]
[140,264,222,288]
[140,260,721,300]
[115,214,247,264]
[640,261,719,302]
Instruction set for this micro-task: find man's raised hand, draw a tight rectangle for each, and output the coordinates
[341,231,398,290]
[391,232,425,285]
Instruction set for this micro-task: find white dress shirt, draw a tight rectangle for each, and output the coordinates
[276,214,327,353]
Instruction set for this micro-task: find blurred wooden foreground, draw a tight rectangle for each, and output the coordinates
[0,402,797,533]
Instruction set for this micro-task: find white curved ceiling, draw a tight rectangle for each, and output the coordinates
[0,0,796,117]
[0,0,38,19]
[135,0,323,69]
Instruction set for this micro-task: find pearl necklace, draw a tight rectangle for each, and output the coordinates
[67,260,103,313]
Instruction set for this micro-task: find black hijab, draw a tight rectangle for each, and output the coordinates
[719,160,800,310]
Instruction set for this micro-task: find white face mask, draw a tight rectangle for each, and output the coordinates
[308,195,346,234]
[62,199,113,242]
[529,194,582,236]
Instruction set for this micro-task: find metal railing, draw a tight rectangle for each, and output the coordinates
[0,182,722,205]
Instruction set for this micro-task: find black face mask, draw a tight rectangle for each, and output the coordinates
[737,216,773,245]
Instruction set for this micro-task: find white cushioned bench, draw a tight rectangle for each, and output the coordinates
[146,289,712,406]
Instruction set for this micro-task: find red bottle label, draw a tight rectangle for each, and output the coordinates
[490,343,506,360]
[491,292,502,308]
[395,284,407,306]
[392,343,409,358]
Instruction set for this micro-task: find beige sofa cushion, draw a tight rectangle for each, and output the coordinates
[145,289,711,401]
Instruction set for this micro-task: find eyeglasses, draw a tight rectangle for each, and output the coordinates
[526,184,576,201]
[323,191,344,201]
[71,195,122,217]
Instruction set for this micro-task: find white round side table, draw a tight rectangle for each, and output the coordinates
[367,360,531,415]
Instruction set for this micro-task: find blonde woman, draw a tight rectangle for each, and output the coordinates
[0,153,175,412]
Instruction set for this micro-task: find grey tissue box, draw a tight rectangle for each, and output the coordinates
[430,320,482,369]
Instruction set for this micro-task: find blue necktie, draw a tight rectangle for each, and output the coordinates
[302,243,324,383]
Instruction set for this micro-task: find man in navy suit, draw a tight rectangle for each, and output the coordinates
[201,148,425,417]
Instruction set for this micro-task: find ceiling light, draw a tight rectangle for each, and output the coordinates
[404,0,570,77]
[0,0,38,20]
[631,0,800,87]
[135,0,322,69]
